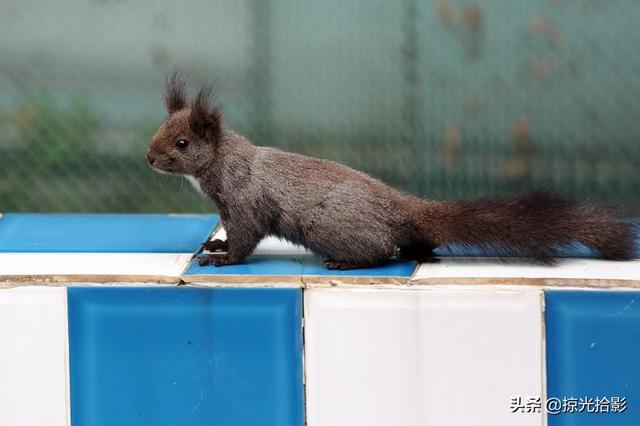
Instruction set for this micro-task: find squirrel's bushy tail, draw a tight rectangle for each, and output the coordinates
[419,190,636,261]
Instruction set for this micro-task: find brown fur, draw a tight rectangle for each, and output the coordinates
[147,76,636,269]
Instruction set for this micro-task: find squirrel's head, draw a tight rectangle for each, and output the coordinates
[146,73,222,176]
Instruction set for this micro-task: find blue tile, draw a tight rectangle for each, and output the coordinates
[68,287,303,426]
[0,213,218,253]
[545,291,640,426]
[184,255,417,277]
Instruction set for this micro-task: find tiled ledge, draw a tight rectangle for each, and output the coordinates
[0,213,219,285]
[410,257,640,288]
[0,253,193,285]
[0,213,638,287]
[2,254,638,288]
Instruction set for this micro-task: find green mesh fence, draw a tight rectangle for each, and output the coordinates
[1,0,639,213]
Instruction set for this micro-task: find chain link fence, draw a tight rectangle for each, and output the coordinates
[1,0,639,214]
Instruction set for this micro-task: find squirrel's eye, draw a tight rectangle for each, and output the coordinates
[175,139,189,150]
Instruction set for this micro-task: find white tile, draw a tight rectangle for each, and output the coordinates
[413,257,640,282]
[305,288,543,426]
[207,228,311,255]
[0,287,69,426]
[0,253,192,279]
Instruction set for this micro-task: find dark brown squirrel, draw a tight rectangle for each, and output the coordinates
[146,74,636,269]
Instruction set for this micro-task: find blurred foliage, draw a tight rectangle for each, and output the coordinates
[0,0,639,214]
[0,94,211,212]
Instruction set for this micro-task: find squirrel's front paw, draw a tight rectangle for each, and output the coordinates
[203,239,228,252]
[198,254,232,267]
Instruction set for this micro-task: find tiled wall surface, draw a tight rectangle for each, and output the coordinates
[1,214,640,426]
[304,289,544,426]
[546,291,640,426]
[0,287,69,426]
[68,287,303,426]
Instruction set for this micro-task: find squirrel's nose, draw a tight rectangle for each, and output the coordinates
[146,151,156,166]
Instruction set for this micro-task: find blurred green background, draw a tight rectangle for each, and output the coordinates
[1,0,639,213]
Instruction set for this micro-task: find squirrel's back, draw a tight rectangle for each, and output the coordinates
[246,146,415,257]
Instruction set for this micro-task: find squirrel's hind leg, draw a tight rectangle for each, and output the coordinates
[398,242,440,263]
[324,258,388,270]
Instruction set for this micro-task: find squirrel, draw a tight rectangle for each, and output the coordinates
[146,74,636,269]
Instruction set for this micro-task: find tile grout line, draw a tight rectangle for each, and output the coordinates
[63,287,72,426]
[540,290,548,426]
[408,259,420,284]
[300,287,309,426]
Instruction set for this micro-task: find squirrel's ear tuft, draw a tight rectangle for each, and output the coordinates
[189,84,222,139]
[164,71,187,114]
